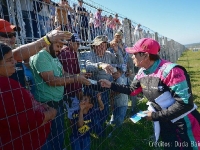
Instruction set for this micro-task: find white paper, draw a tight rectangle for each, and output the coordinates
[88,79,97,84]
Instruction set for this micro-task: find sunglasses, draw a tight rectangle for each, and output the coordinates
[0,32,16,38]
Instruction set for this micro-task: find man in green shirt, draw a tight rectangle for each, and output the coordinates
[30,48,64,102]
[30,41,91,150]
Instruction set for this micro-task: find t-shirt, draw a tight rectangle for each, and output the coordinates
[106,19,115,29]
[20,0,34,11]
[70,108,100,138]
[89,17,94,24]
[50,5,56,16]
[55,5,68,25]
[38,3,50,17]
[58,48,82,97]
[29,50,64,102]
[94,11,102,28]
[112,18,121,30]
[0,77,51,150]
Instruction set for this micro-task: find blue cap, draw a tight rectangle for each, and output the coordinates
[67,33,82,42]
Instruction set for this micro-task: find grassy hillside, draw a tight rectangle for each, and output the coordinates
[176,50,200,110]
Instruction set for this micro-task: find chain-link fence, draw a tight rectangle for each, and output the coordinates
[0,0,186,150]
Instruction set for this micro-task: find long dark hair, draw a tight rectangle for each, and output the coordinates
[0,43,12,61]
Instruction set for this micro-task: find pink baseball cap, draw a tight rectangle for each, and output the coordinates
[126,38,160,55]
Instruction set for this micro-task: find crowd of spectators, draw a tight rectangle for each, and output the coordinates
[0,0,130,44]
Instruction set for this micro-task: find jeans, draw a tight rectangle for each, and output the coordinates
[89,25,95,41]
[94,27,102,37]
[80,27,88,42]
[38,15,51,37]
[106,27,113,42]
[22,11,39,43]
[112,106,128,127]
[41,104,65,150]
[22,11,33,40]
[70,135,91,150]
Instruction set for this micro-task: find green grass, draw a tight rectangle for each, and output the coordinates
[176,50,200,111]
[64,50,200,150]
[90,99,154,150]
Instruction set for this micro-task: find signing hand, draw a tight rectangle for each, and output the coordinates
[99,79,111,88]
[143,111,153,121]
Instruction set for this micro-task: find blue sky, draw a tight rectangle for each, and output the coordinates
[88,0,200,45]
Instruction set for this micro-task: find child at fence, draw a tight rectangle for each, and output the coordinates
[110,67,128,127]
[69,92,104,150]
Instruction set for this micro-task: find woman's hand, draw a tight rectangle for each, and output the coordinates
[143,111,153,121]
[99,79,111,88]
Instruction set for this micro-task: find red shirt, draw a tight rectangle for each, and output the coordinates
[58,48,82,97]
[112,18,121,30]
[0,77,51,150]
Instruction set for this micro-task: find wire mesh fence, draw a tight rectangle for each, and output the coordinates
[0,0,187,150]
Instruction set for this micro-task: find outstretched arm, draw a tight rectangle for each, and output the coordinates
[99,79,142,95]
[12,27,71,61]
